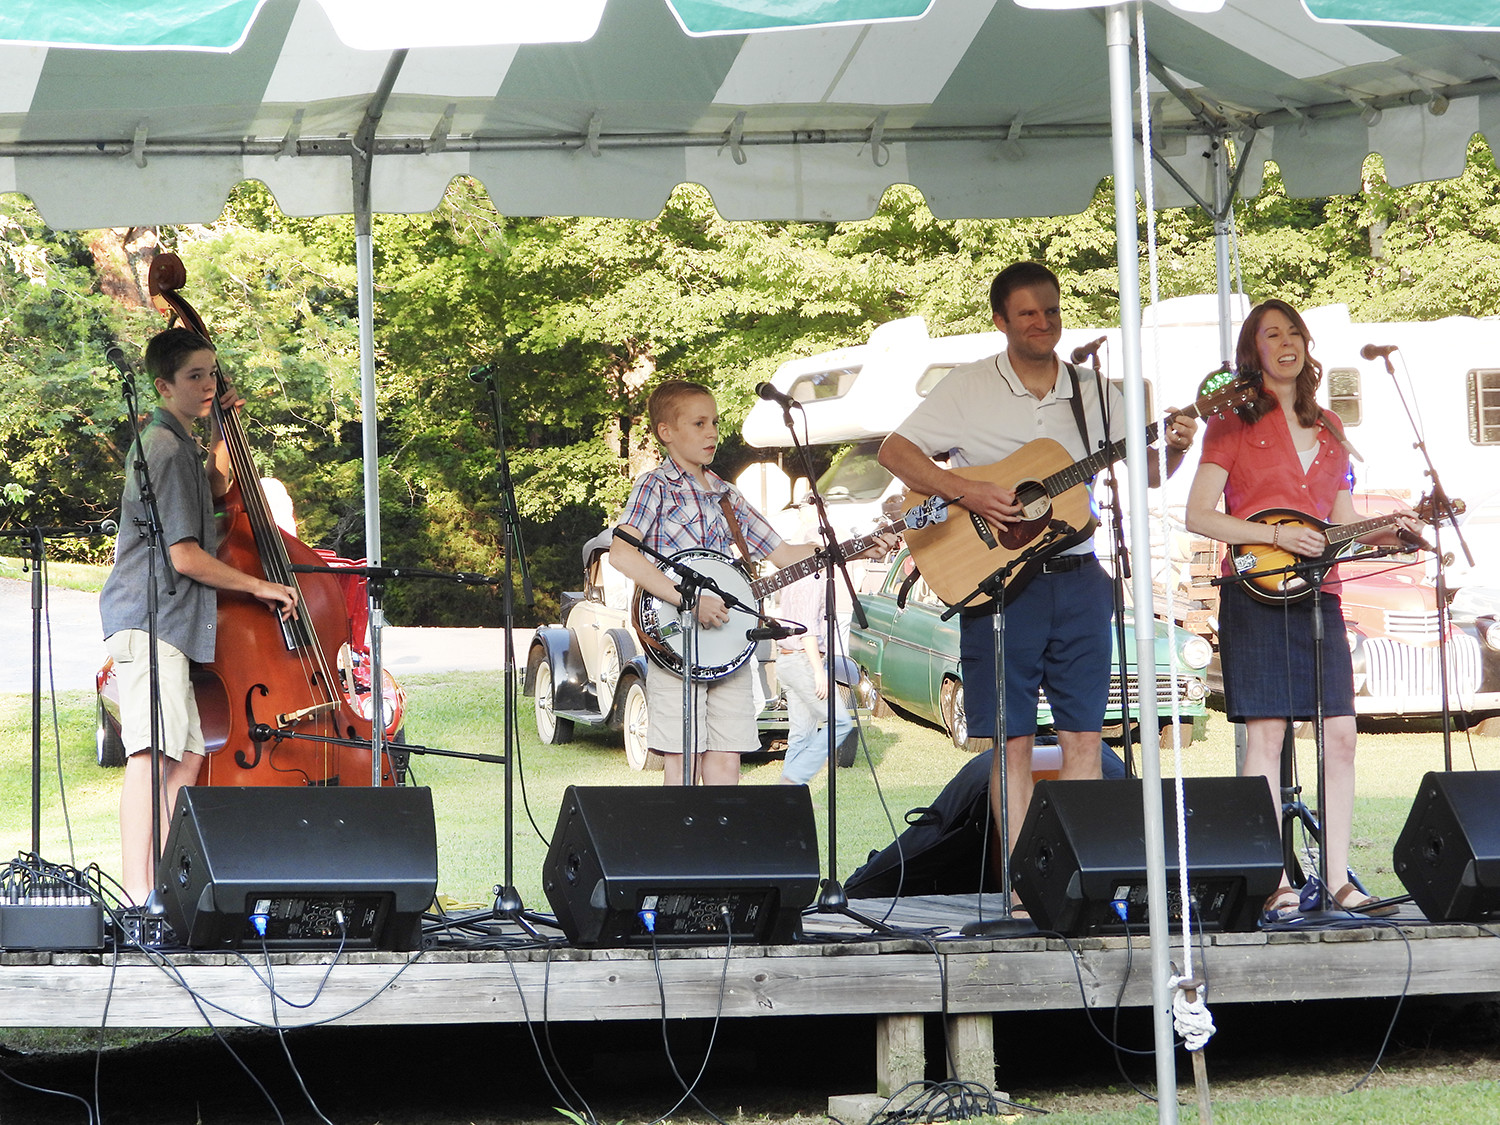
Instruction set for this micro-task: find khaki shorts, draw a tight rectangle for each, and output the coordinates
[105,630,205,762]
[645,661,757,756]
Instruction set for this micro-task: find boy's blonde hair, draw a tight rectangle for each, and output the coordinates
[647,379,714,442]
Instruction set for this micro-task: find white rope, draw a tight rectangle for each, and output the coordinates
[1136,6,1208,1044]
[1169,974,1217,1052]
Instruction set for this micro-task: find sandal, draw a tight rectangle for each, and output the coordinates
[1261,886,1301,924]
[1331,882,1399,917]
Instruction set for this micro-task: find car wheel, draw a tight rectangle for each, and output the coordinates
[939,677,967,749]
[533,660,574,745]
[96,699,126,768]
[621,677,660,770]
[600,629,636,706]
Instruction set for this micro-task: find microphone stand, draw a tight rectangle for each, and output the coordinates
[121,375,179,914]
[1080,350,1138,776]
[610,529,776,786]
[1211,548,1406,922]
[770,398,883,926]
[1374,350,1472,769]
[471,368,547,931]
[943,527,1073,938]
[0,522,118,855]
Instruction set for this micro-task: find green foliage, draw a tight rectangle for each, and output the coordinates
[5,141,1500,621]
[0,199,148,548]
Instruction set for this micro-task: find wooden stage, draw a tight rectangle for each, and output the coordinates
[3,894,1497,1091]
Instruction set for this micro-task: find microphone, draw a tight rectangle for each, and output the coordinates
[754,382,798,410]
[748,622,806,642]
[1070,336,1107,364]
[106,346,135,378]
[1397,527,1435,552]
[1361,343,1397,360]
[96,519,119,536]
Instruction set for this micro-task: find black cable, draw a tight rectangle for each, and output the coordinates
[645,909,732,1125]
[259,926,336,1125]
[532,942,601,1124]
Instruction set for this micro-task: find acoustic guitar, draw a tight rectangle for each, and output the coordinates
[903,370,1259,608]
[1228,496,1456,604]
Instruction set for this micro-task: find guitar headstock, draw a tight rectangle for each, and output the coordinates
[900,494,953,533]
[1416,495,1466,524]
[1195,367,1260,421]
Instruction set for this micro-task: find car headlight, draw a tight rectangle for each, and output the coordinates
[1180,636,1213,671]
[1346,629,1361,654]
[1483,620,1500,652]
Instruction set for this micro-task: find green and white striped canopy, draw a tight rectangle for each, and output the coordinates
[1,0,1498,229]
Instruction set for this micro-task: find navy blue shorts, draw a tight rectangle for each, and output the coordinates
[959,556,1113,739]
[1218,582,1354,721]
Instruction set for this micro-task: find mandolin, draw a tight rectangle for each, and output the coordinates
[1228,496,1457,604]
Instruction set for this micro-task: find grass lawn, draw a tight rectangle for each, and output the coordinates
[4,673,1498,909]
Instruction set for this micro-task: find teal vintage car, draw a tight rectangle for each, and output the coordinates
[849,548,1211,748]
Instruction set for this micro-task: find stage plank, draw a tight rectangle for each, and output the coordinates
[2,902,1496,1029]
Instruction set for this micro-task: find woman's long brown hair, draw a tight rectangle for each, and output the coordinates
[1235,298,1325,428]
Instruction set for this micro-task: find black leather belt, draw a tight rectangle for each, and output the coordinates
[1039,553,1090,574]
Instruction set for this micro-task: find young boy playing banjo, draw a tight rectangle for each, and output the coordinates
[610,380,891,785]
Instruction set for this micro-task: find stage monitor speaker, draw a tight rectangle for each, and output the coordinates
[155,786,438,951]
[1010,777,1282,936]
[542,785,820,948]
[1393,770,1500,923]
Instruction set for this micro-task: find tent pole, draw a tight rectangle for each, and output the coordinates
[353,50,407,786]
[1105,7,1179,1122]
[1212,139,1237,364]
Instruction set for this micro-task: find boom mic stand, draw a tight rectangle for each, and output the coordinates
[0,521,118,855]
[941,528,1073,938]
[1076,348,1138,777]
[1213,549,1399,923]
[1371,349,1473,768]
[769,397,883,925]
[119,368,179,914]
[610,529,779,785]
[471,367,548,931]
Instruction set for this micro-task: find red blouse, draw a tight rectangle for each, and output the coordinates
[1201,406,1354,586]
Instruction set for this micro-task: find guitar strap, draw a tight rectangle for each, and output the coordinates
[1063,362,1095,460]
[717,494,756,570]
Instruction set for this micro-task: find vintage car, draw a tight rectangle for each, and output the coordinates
[96,549,407,769]
[1451,585,1500,728]
[524,532,799,770]
[849,548,1212,748]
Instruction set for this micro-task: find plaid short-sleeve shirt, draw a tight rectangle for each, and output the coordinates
[619,457,782,561]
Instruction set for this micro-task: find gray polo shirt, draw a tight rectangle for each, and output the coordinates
[99,407,220,663]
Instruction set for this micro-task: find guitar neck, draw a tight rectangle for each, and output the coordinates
[1042,416,1172,498]
[1325,513,1398,547]
[751,530,884,599]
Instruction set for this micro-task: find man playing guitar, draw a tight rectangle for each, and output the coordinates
[877,262,1198,859]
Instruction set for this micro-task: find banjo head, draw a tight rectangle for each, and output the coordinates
[634,549,760,681]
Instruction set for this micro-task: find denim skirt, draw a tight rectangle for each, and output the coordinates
[1217,581,1355,722]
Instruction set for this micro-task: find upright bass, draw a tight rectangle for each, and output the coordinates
[148,252,401,787]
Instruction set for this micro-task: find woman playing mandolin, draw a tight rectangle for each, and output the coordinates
[100,328,300,909]
[1185,298,1421,923]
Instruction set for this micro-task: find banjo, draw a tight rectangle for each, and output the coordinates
[631,496,951,680]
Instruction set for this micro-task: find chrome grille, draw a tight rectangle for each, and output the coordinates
[1361,634,1482,700]
[1041,675,1204,711]
[1105,675,1205,709]
[1382,609,1441,641]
